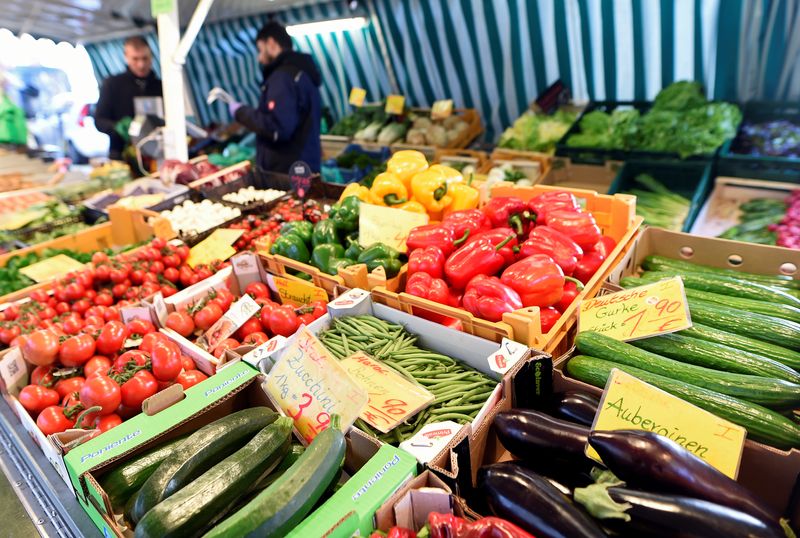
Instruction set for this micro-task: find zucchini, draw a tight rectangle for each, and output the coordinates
[204,422,346,538]
[641,255,800,290]
[100,436,187,510]
[135,418,292,538]
[575,332,800,409]
[229,444,305,513]
[565,355,800,449]
[683,324,800,371]
[130,407,278,523]
[632,333,800,384]
[640,270,800,306]
[688,300,800,351]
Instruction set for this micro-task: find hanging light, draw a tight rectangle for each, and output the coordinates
[285,17,367,36]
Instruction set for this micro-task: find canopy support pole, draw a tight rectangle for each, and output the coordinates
[173,0,216,65]
[156,1,188,161]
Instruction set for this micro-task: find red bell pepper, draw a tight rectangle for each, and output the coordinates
[466,227,518,265]
[442,209,491,241]
[500,254,564,307]
[539,306,562,333]
[573,250,606,284]
[482,197,532,236]
[462,275,523,322]
[518,226,583,275]
[406,271,451,305]
[556,279,583,312]
[527,190,579,222]
[406,224,468,256]
[591,235,617,258]
[428,512,534,538]
[408,246,446,279]
[386,527,416,538]
[445,235,516,290]
[545,209,602,250]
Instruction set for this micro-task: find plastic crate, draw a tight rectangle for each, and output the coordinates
[371,184,642,357]
[197,171,290,213]
[555,101,724,164]
[718,101,800,181]
[608,160,714,232]
[321,144,391,185]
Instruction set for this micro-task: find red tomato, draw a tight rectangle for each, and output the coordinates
[71,299,91,315]
[54,301,71,314]
[176,245,190,261]
[84,356,112,378]
[297,313,315,326]
[113,350,150,373]
[130,269,145,285]
[116,404,139,420]
[193,303,223,331]
[212,338,240,359]
[30,289,50,303]
[4,304,20,320]
[63,282,85,302]
[96,320,128,355]
[21,330,60,366]
[309,300,327,320]
[150,341,182,382]
[39,306,57,320]
[244,282,270,299]
[139,331,168,353]
[76,271,94,289]
[180,355,196,371]
[95,413,123,432]
[85,289,97,302]
[162,254,180,268]
[259,302,279,332]
[94,264,110,281]
[121,370,159,409]
[235,317,263,341]
[149,261,165,274]
[92,252,109,265]
[62,392,81,407]
[163,267,180,283]
[196,267,213,281]
[151,237,167,249]
[242,332,268,346]
[0,324,21,345]
[54,377,86,399]
[58,334,96,367]
[109,267,130,284]
[31,365,54,386]
[268,306,299,337]
[161,285,177,298]
[80,376,122,416]
[213,289,235,311]
[61,316,84,335]
[112,283,128,298]
[36,406,75,435]
[19,385,60,415]
[104,307,120,322]
[126,318,156,337]
[176,370,208,390]
[166,311,195,337]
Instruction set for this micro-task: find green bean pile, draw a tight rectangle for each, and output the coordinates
[318,315,497,444]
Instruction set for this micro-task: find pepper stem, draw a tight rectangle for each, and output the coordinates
[383,194,407,206]
[495,235,515,250]
[453,229,470,246]
[508,214,525,235]
[433,183,448,201]
[466,173,474,186]
[565,276,585,291]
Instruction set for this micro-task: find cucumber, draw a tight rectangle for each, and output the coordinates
[204,423,346,538]
[632,333,800,384]
[229,444,305,513]
[683,324,800,371]
[688,300,800,351]
[565,355,800,449]
[135,418,292,538]
[100,436,187,510]
[640,270,800,306]
[575,332,800,408]
[129,407,278,523]
[641,255,800,290]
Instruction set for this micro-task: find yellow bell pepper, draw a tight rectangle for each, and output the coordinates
[369,172,408,206]
[443,183,480,215]
[428,164,463,184]
[387,151,429,191]
[338,183,370,203]
[410,168,453,214]
[394,200,427,214]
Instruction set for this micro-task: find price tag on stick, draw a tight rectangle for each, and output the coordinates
[578,277,692,341]
[431,99,453,119]
[349,87,367,107]
[385,95,406,115]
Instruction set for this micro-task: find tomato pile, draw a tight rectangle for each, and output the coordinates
[165,280,328,359]
[231,198,327,252]
[17,319,209,437]
[0,237,230,350]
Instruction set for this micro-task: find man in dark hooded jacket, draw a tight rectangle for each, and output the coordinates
[230,22,322,175]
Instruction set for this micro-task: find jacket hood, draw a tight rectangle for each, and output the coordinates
[264,51,322,86]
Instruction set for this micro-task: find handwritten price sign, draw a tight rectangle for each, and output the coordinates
[265,328,367,443]
[578,277,692,341]
[341,352,434,433]
[358,202,429,253]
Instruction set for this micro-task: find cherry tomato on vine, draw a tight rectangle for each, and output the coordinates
[80,376,121,416]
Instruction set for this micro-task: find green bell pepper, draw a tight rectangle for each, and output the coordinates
[312,220,339,249]
[329,195,360,233]
[328,257,356,275]
[280,221,313,245]
[357,242,402,278]
[344,236,363,261]
[311,244,346,274]
[270,234,311,264]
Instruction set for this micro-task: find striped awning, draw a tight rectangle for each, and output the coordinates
[84,0,800,142]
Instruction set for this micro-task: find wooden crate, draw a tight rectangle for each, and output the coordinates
[540,157,622,193]
[389,109,484,160]
[372,184,642,356]
[321,135,351,160]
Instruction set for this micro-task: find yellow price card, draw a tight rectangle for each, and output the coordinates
[578,276,692,341]
[349,87,367,107]
[588,369,746,478]
[358,202,429,253]
[19,254,85,283]
[431,99,453,119]
[272,275,327,307]
[186,228,243,268]
[385,95,406,115]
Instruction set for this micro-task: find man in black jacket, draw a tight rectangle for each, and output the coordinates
[94,36,162,160]
[230,22,322,176]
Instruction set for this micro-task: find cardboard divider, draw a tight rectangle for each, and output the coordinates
[542,157,622,192]
[432,148,490,168]
[482,148,553,183]
[373,470,464,532]
[372,184,642,356]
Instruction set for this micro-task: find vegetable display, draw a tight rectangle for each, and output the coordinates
[718,191,800,249]
[155,199,241,237]
[498,109,578,153]
[619,174,690,231]
[0,247,107,297]
[221,187,285,206]
[732,119,800,158]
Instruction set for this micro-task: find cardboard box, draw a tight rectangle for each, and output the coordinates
[374,470,465,533]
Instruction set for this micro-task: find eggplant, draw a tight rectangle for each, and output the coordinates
[604,487,785,538]
[495,409,589,458]
[478,462,607,538]
[588,430,780,524]
[555,391,600,426]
